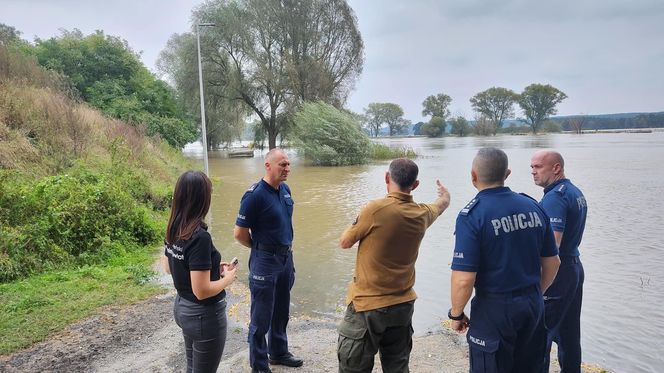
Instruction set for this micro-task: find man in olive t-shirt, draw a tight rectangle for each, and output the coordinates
[337,158,451,373]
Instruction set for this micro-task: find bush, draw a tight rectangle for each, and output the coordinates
[292,102,372,166]
[0,170,162,282]
[542,120,562,133]
[421,116,446,137]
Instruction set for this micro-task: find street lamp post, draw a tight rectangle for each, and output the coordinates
[196,22,215,176]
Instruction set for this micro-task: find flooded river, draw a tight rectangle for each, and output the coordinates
[185,132,664,372]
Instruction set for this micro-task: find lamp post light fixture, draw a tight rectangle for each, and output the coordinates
[196,22,215,176]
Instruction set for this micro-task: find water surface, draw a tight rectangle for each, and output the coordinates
[186,132,664,372]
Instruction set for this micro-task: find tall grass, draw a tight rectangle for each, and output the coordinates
[370,143,417,160]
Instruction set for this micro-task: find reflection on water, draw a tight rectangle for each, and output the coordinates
[187,132,664,372]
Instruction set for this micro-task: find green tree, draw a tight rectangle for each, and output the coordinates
[421,116,445,137]
[470,87,518,135]
[30,29,196,148]
[0,23,24,46]
[450,116,470,137]
[422,93,452,120]
[292,101,371,166]
[363,103,385,137]
[518,84,568,134]
[173,0,364,149]
[364,102,406,136]
[473,115,493,136]
[412,121,425,136]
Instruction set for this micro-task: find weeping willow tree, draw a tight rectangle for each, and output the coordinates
[158,0,365,149]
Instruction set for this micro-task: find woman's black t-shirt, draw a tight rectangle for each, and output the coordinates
[164,226,225,305]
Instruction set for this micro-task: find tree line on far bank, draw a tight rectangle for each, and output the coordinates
[363,84,568,138]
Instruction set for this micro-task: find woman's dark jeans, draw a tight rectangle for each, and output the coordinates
[174,294,228,373]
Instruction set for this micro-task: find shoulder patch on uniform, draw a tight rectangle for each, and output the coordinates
[555,184,566,193]
[459,198,479,216]
[519,192,538,202]
[246,183,258,192]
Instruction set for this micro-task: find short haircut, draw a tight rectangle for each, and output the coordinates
[265,148,285,163]
[549,151,565,170]
[389,158,419,189]
[474,147,508,184]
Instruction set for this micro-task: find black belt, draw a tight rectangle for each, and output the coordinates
[255,242,291,254]
[560,256,581,264]
[476,285,539,299]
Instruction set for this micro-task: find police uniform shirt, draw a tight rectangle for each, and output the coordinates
[541,178,587,257]
[452,187,558,293]
[344,192,442,312]
[236,179,294,246]
[165,226,224,305]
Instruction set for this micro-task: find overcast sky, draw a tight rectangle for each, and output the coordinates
[3,0,663,122]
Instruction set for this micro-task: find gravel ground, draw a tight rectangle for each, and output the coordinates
[0,280,470,373]
[1,262,604,373]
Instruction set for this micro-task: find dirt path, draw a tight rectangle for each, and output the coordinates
[1,266,600,373]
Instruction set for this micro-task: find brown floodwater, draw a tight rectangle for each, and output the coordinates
[184,132,664,372]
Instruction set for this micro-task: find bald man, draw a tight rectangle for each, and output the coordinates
[450,147,560,372]
[234,149,303,373]
[531,150,587,373]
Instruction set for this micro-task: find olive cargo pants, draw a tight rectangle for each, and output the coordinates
[337,301,415,373]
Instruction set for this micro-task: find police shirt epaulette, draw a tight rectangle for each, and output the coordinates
[519,192,538,202]
[555,183,566,193]
[459,198,479,216]
[247,183,258,192]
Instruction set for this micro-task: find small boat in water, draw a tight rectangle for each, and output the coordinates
[227,148,254,158]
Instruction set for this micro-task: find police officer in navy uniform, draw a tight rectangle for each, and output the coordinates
[450,147,560,372]
[531,150,587,373]
[234,148,303,373]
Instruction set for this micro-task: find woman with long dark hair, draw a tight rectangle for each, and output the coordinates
[162,171,238,372]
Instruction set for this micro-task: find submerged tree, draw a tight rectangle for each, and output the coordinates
[566,114,587,134]
[364,102,407,136]
[160,0,364,149]
[449,116,470,137]
[470,87,518,135]
[292,101,371,166]
[422,93,452,121]
[158,32,246,149]
[421,116,445,137]
[518,84,568,134]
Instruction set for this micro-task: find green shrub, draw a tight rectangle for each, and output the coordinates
[292,102,372,166]
[0,170,162,282]
[542,120,562,133]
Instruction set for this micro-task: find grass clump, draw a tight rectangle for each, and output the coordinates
[370,143,417,160]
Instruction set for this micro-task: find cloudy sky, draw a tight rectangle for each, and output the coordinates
[3,0,663,122]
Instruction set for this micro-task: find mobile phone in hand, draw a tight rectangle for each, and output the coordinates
[230,257,239,269]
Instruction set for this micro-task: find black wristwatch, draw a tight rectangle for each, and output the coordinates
[448,308,465,321]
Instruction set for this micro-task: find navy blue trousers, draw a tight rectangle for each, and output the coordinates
[467,286,547,373]
[248,248,295,370]
[543,257,584,373]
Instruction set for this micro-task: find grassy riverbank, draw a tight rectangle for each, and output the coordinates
[0,45,192,354]
[0,250,164,354]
